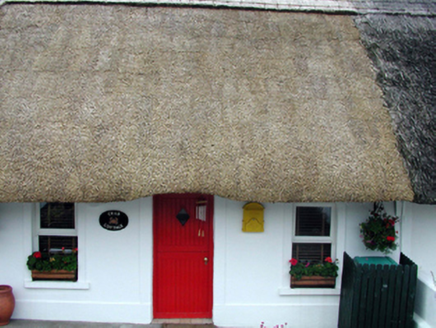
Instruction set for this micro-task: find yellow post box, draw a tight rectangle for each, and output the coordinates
[242,202,264,232]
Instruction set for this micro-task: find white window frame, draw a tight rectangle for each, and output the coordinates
[280,202,345,296]
[24,203,89,290]
[33,202,78,252]
[291,204,336,263]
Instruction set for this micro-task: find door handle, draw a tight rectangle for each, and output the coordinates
[204,257,208,265]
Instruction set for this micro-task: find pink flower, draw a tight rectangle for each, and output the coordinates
[305,262,310,268]
[289,258,298,266]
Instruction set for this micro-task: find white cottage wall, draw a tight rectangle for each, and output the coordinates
[0,199,154,324]
[401,202,436,328]
[2,199,428,327]
[213,198,380,328]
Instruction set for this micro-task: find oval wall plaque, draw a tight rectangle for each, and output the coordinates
[99,210,128,231]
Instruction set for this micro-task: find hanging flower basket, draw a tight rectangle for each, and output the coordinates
[360,202,399,254]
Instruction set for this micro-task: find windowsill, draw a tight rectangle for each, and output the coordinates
[24,279,90,290]
[278,287,341,296]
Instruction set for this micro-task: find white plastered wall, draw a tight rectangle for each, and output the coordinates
[400,202,436,328]
[2,199,427,327]
[213,198,386,328]
[0,199,154,324]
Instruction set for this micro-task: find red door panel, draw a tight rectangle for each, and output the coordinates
[153,194,213,318]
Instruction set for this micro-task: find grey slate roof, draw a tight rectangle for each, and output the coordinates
[355,14,436,204]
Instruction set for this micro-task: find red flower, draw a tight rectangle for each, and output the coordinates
[33,251,42,258]
[386,236,395,242]
[324,257,333,263]
[388,219,396,226]
[61,247,65,251]
[289,258,298,266]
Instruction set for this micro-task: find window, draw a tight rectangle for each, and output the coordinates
[33,203,78,281]
[280,203,342,295]
[292,206,334,263]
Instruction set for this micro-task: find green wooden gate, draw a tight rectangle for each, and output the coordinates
[338,252,417,328]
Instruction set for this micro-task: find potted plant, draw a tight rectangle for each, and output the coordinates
[360,202,399,254]
[289,257,339,288]
[27,248,78,281]
[0,285,15,326]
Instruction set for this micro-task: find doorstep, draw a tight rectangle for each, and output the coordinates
[153,319,214,325]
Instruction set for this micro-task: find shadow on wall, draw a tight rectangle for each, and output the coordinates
[414,276,436,328]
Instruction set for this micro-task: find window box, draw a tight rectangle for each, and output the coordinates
[31,270,76,281]
[291,276,336,288]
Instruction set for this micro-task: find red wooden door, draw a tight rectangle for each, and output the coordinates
[153,194,214,318]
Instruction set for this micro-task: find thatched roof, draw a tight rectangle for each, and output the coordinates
[355,14,436,204]
[0,3,414,203]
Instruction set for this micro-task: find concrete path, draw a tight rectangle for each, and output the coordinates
[6,320,162,328]
[6,321,215,328]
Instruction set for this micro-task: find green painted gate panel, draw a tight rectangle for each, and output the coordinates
[338,252,418,328]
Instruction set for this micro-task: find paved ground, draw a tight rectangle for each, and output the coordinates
[6,320,162,328]
[6,321,215,328]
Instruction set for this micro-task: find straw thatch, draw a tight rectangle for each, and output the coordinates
[355,14,436,204]
[0,4,413,203]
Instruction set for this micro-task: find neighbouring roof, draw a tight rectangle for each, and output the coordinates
[354,14,436,204]
[0,3,415,203]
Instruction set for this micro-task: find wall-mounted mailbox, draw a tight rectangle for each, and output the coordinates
[242,202,264,232]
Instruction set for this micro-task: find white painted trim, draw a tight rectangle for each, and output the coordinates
[34,203,78,238]
[13,299,151,324]
[418,271,436,292]
[23,203,34,268]
[414,313,433,328]
[138,197,149,305]
[278,287,340,296]
[400,201,413,256]
[213,196,228,307]
[281,203,293,291]
[24,279,90,289]
[76,203,87,285]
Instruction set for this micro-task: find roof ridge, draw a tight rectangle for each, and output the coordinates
[1,0,436,16]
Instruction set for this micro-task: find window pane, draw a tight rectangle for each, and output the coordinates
[292,243,331,263]
[40,203,75,229]
[295,207,331,236]
[39,236,78,255]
